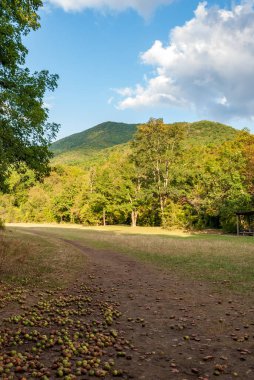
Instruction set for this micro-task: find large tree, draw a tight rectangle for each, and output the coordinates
[0,0,59,189]
[132,118,185,225]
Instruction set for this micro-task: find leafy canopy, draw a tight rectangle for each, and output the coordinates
[0,0,59,189]
[1,118,254,232]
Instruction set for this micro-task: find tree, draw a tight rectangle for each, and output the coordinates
[132,118,185,225]
[92,148,145,227]
[0,0,59,189]
[236,130,254,195]
[178,137,252,231]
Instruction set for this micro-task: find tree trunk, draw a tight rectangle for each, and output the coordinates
[159,194,165,223]
[131,210,138,227]
[103,209,106,226]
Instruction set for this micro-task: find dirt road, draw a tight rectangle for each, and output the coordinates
[2,227,254,379]
[40,230,254,379]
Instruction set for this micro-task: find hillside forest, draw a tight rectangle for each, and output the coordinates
[1,119,254,232]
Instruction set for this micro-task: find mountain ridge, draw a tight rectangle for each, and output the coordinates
[50,120,238,165]
[51,121,138,155]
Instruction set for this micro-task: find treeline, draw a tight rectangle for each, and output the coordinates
[1,119,254,232]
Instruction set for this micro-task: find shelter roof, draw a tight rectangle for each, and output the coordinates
[236,211,254,216]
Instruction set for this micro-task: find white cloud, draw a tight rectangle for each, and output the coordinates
[43,96,55,110]
[107,96,114,105]
[117,1,254,121]
[115,87,135,97]
[45,0,174,16]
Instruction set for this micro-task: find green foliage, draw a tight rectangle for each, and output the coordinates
[132,118,186,225]
[0,0,59,189]
[1,119,254,233]
[0,0,42,69]
[185,120,237,146]
[50,120,237,167]
[51,121,138,156]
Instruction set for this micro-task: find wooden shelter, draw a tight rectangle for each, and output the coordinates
[236,211,254,236]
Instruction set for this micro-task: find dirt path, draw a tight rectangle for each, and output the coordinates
[2,228,254,380]
[54,234,254,379]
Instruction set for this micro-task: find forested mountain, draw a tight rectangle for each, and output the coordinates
[51,121,138,154]
[184,120,237,145]
[1,118,253,232]
[52,120,236,155]
[50,122,138,165]
[50,120,237,165]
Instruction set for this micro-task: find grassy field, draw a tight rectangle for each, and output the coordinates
[19,225,254,294]
[1,225,253,379]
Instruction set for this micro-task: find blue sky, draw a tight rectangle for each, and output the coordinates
[25,0,254,139]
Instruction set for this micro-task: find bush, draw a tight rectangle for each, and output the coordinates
[162,202,186,229]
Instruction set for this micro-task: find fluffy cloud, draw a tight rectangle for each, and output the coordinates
[117,1,254,121]
[46,0,174,16]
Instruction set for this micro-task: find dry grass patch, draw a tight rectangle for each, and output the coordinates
[0,229,86,289]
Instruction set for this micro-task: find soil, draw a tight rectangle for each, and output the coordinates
[1,229,254,380]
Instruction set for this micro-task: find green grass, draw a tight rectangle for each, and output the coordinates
[7,225,254,293]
